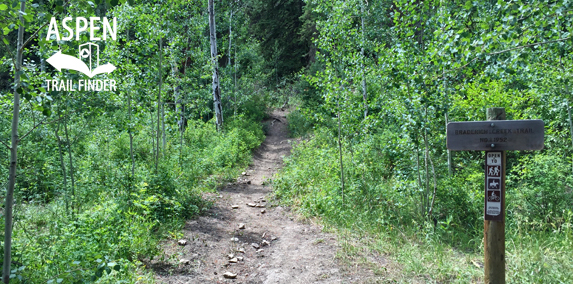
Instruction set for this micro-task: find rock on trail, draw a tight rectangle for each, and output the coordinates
[152,110,379,283]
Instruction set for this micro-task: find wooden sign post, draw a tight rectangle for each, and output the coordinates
[446,108,544,284]
[484,108,506,284]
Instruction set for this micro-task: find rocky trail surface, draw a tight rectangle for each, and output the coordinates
[153,110,380,284]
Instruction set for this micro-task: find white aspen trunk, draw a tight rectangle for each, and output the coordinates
[234,38,237,116]
[337,93,345,202]
[360,1,368,119]
[3,2,25,282]
[444,68,452,176]
[127,30,135,178]
[156,37,162,171]
[424,107,430,216]
[228,10,232,67]
[54,120,69,216]
[565,97,573,175]
[209,0,223,131]
[160,39,166,153]
[63,111,76,213]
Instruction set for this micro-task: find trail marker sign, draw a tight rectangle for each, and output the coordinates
[485,151,503,220]
[446,108,545,284]
[447,120,544,151]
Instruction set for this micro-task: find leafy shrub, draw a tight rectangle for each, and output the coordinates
[508,153,573,231]
[4,201,157,283]
[286,108,313,137]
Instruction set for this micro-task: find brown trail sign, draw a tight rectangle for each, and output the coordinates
[446,108,544,284]
[447,120,544,151]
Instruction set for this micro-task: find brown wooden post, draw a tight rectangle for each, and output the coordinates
[484,107,506,284]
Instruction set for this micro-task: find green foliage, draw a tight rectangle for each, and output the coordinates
[451,78,538,121]
[1,201,156,283]
[248,0,311,79]
[1,113,263,282]
[508,153,573,232]
[286,108,313,137]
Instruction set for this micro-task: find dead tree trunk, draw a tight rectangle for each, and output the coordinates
[209,0,223,131]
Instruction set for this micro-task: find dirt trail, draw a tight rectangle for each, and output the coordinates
[153,110,375,284]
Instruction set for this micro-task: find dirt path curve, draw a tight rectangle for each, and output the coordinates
[154,109,360,284]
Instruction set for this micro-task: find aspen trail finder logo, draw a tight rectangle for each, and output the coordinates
[44,17,117,92]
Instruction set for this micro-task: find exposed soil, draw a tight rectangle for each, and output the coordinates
[153,109,382,283]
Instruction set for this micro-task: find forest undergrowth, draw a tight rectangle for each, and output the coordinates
[273,106,573,283]
[1,113,265,282]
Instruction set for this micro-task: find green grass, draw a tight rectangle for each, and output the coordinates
[273,122,573,283]
[4,115,265,283]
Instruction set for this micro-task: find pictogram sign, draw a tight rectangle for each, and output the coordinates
[485,152,503,220]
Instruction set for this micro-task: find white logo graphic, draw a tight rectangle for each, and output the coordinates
[46,43,116,78]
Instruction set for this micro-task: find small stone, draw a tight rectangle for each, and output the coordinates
[247,203,256,207]
[238,247,245,253]
[242,172,247,175]
[223,272,237,279]
[256,204,265,208]
[261,232,266,238]
[178,239,187,246]
[256,249,264,253]
[259,197,264,200]
[238,223,246,229]
[271,236,277,241]
[260,209,266,214]
[251,243,260,249]
[180,259,190,265]
[262,240,270,246]
[229,258,238,263]
[237,256,244,261]
[231,237,239,242]
[228,254,235,259]
[231,205,239,209]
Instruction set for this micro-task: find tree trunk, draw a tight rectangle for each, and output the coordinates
[3,2,25,282]
[129,86,134,178]
[360,1,368,119]
[127,30,135,178]
[337,88,345,202]
[229,10,236,117]
[228,10,232,67]
[156,37,162,171]
[565,78,573,175]
[423,107,430,215]
[160,38,166,155]
[234,38,237,116]
[54,118,69,216]
[63,109,76,213]
[209,0,223,131]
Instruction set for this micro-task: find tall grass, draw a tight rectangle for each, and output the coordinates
[273,123,573,283]
[3,115,264,283]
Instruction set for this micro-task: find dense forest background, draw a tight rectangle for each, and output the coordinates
[0,0,572,282]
